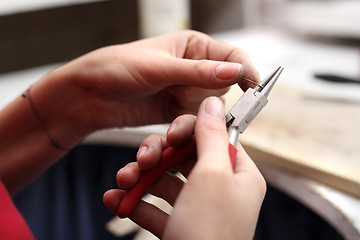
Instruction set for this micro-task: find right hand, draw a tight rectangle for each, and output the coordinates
[104,97,266,239]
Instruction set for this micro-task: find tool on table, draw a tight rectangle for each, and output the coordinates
[314,73,360,84]
[117,66,284,217]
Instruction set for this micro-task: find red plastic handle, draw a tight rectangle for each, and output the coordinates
[228,143,237,168]
[117,137,237,217]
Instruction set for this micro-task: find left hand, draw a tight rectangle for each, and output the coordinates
[0,31,260,194]
[38,30,259,138]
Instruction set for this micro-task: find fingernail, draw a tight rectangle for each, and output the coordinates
[205,97,224,120]
[137,146,148,160]
[215,63,242,80]
[167,122,177,136]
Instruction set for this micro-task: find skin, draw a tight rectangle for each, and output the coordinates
[103,97,266,239]
[0,29,264,238]
[0,30,259,195]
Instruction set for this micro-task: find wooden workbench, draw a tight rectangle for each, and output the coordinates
[224,84,360,240]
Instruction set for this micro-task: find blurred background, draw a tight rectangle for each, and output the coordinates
[1,0,360,73]
[1,0,359,240]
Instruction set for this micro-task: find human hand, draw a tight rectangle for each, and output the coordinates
[103,97,266,239]
[0,31,259,193]
[37,31,259,138]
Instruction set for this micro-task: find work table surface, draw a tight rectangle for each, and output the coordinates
[227,84,360,198]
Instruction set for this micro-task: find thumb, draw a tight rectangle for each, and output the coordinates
[194,97,232,170]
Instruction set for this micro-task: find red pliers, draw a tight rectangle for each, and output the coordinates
[117,66,284,217]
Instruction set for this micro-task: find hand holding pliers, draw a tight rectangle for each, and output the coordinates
[117,66,284,217]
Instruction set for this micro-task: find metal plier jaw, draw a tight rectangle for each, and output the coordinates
[226,66,284,145]
[226,88,268,132]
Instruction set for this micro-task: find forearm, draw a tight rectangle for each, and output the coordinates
[0,69,88,195]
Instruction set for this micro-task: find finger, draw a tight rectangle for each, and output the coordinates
[225,49,260,90]
[158,58,244,90]
[166,114,195,147]
[194,97,232,170]
[117,156,193,208]
[137,113,195,170]
[172,156,196,179]
[233,143,266,198]
[132,155,195,206]
[163,87,229,121]
[103,189,168,238]
[137,135,168,170]
[166,86,230,116]
[181,31,260,90]
[167,86,230,104]
[146,155,195,203]
[116,162,141,189]
[128,199,169,238]
[103,189,124,214]
[115,152,191,191]
[147,172,185,205]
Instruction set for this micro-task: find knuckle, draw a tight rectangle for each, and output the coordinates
[194,60,219,86]
[194,60,211,76]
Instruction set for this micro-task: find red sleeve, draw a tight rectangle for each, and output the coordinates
[0,180,35,240]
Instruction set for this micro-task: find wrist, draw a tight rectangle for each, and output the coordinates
[29,67,93,149]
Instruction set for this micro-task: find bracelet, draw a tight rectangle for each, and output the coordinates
[22,86,68,151]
